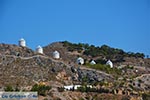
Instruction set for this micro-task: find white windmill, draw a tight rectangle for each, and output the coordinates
[106,60,113,68]
[53,51,60,59]
[19,38,26,47]
[77,57,84,65]
[36,45,43,54]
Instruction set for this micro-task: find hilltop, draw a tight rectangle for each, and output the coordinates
[0,41,150,100]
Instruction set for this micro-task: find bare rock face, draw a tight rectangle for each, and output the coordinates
[132,74,150,90]
[0,44,35,57]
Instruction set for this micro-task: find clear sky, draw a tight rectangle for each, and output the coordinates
[0,0,149,55]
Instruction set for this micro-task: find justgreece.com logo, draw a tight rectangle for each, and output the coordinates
[0,92,38,100]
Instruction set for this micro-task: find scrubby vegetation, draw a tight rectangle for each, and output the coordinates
[86,63,122,76]
[4,85,20,92]
[0,41,149,100]
[31,84,51,96]
[4,85,14,91]
[62,41,85,53]
[62,41,145,59]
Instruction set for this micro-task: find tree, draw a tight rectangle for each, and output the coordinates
[4,85,14,91]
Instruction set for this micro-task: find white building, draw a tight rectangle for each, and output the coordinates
[53,51,60,59]
[106,60,113,68]
[19,38,26,47]
[64,85,74,90]
[90,60,96,65]
[64,85,81,90]
[36,45,43,54]
[77,57,84,65]
[64,85,92,91]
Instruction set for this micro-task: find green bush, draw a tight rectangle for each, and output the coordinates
[4,85,14,91]
[31,84,51,96]
[77,86,86,92]
[4,85,20,92]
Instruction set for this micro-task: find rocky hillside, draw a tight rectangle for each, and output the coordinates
[0,44,35,57]
[0,43,113,86]
[0,41,150,100]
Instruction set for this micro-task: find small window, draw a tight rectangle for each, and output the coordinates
[16,53,20,57]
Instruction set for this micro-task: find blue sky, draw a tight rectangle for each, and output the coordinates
[0,0,149,55]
